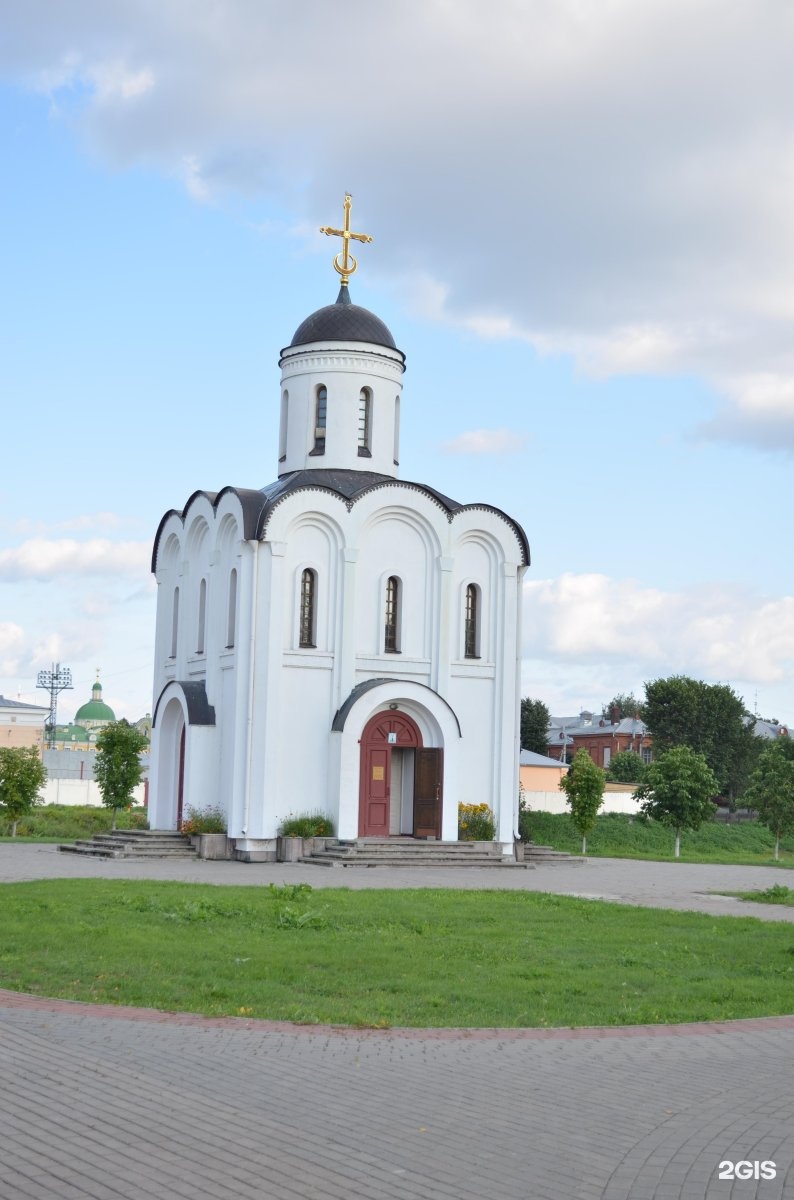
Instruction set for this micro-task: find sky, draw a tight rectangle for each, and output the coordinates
[1,0,793,727]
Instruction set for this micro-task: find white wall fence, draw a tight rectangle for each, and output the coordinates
[525,785,639,816]
[41,779,147,808]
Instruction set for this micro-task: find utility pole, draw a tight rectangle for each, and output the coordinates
[36,663,73,749]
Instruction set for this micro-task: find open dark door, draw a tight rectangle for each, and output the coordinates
[413,748,443,838]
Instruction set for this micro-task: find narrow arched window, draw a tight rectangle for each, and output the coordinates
[226,568,238,649]
[384,575,400,653]
[299,569,316,648]
[358,387,371,456]
[464,583,480,659]
[197,578,207,654]
[170,587,179,658]
[279,390,288,461]
[311,385,327,455]
[393,394,400,465]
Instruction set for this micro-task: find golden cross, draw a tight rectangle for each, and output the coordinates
[319,193,373,283]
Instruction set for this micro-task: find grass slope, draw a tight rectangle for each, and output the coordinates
[522,812,794,865]
[0,804,148,841]
[2,880,793,1028]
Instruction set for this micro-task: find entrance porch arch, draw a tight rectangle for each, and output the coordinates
[150,680,217,830]
[330,679,461,842]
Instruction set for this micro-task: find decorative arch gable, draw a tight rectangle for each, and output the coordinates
[152,472,529,572]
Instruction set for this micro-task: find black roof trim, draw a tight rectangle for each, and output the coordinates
[152,680,216,729]
[151,486,271,573]
[258,472,530,565]
[152,471,529,570]
[331,678,462,736]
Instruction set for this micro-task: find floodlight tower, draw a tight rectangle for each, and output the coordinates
[36,663,73,749]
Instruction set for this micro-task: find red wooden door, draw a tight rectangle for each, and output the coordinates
[359,712,421,836]
[176,725,186,829]
[413,748,443,838]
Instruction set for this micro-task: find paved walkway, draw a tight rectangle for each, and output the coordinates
[1,845,794,1199]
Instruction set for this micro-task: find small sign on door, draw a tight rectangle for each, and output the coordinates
[372,765,385,780]
[387,732,397,744]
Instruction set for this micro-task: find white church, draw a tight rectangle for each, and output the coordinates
[149,197,529,860]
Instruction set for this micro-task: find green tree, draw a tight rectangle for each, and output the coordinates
[94,720,148,829]
[744,742,794,860]
[635,745,717,857]
[0,746,47,837]
[643,675,758,804]
[521,697,551,755]
[606,749,645,784]
[602,692,643,722]
[559,748,605,854]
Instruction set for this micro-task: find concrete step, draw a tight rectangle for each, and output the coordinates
[300,855,533,868]
[58,843,124,859]
[300,838,531,869]
[306,849,505,858]
[58,829,197,859]
[92,835,192,852]
[524,843,585,864]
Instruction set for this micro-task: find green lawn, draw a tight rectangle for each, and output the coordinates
[731,885,794,907]
[522,811,794,865]
[1,880,793,1028]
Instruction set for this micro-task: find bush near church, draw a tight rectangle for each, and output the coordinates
[94,720,149,830]
[277,813,335,838]
[458,803,496,840]
[0,746,47,837]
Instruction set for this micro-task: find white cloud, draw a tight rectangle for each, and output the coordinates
[523,573,794,690]
[442,428,527,455]
[87,59,154,102]
[3,1,794,448]
[0,623,25,676]
[695,372,794,452]
[0,539,150,581]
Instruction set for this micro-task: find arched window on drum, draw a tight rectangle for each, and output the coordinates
[299,568,317,648]
[464,583,480,659]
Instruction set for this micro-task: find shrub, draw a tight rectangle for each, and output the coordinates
[518,807,533,843]
[180,805,227,835]
[278,812,335,838]
[458,802,495,841]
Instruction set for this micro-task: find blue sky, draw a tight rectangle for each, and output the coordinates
[1,1,792,727]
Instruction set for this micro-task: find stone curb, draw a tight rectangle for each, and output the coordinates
[2,986,793,1040]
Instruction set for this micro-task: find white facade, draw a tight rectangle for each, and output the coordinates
[149,285,529,859]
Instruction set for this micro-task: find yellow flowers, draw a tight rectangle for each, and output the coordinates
[458,802,495,841]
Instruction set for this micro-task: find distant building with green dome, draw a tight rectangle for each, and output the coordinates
[74,678,116,731]
[50,675,150,755]
[52,677,117,749]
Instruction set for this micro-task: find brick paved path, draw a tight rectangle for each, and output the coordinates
[1,995,793,1200]
[2,845,794,1198]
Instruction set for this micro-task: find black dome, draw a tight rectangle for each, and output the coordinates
[289,286,397,349]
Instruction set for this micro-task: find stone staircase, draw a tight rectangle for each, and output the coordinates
[300,838,533,868]
[524,843,585,865]
[58,829,198,860]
